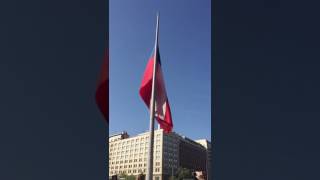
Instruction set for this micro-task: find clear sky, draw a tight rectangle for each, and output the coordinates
[110,0,211,141]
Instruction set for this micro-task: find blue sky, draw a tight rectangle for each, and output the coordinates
[110,0,211,141]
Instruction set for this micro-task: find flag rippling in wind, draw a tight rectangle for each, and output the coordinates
[139,46,173,133]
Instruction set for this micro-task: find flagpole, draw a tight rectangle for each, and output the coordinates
[146,12,159,180]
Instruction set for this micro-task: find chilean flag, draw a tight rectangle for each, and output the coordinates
[95,49,109,123]
[139,45,173,133]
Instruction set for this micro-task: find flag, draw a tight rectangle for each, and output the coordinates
[139,46,173,133]
[95,49,109,122]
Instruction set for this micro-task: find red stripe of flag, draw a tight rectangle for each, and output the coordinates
[139,47,173,133]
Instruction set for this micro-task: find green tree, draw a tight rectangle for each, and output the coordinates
[118,172,127,178]
[125,175,136,180]
[176,167,193,179]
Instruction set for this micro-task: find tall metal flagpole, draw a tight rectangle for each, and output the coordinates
[146,13,159,180]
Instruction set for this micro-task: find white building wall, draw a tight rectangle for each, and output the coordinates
[109,129,165,179]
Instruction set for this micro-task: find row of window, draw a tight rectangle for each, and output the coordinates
[109,152,161,160]
[110,134,162,147]
[109,154,161,164]
[110,167,161,175]
[109,145,161,155]
[109,162,161,169]
[164,159,178,164]
[163,141,177,147]
[109,146,161,154]
[109,141,161,151]
[110,158,146,164]
[163,151,177,158]
[110,163,145,169]
[110,149,161,157]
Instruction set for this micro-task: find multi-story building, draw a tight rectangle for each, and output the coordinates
[195,139,212,180]
[179,136,207,171]
[109,130,167,180]
[109,129,207,180]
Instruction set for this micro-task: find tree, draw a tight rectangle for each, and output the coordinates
[125,175,135,180]
[137,173,145,180]
[176,167,193,179]
[118,172,127,178]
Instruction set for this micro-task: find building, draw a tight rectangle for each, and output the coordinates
[195,139,212,180]
[179,136,207,172]
[109,129,208,180]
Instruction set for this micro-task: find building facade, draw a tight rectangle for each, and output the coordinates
[109,129,208,180]
[179,137,207,172]
[195,139,212,180]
